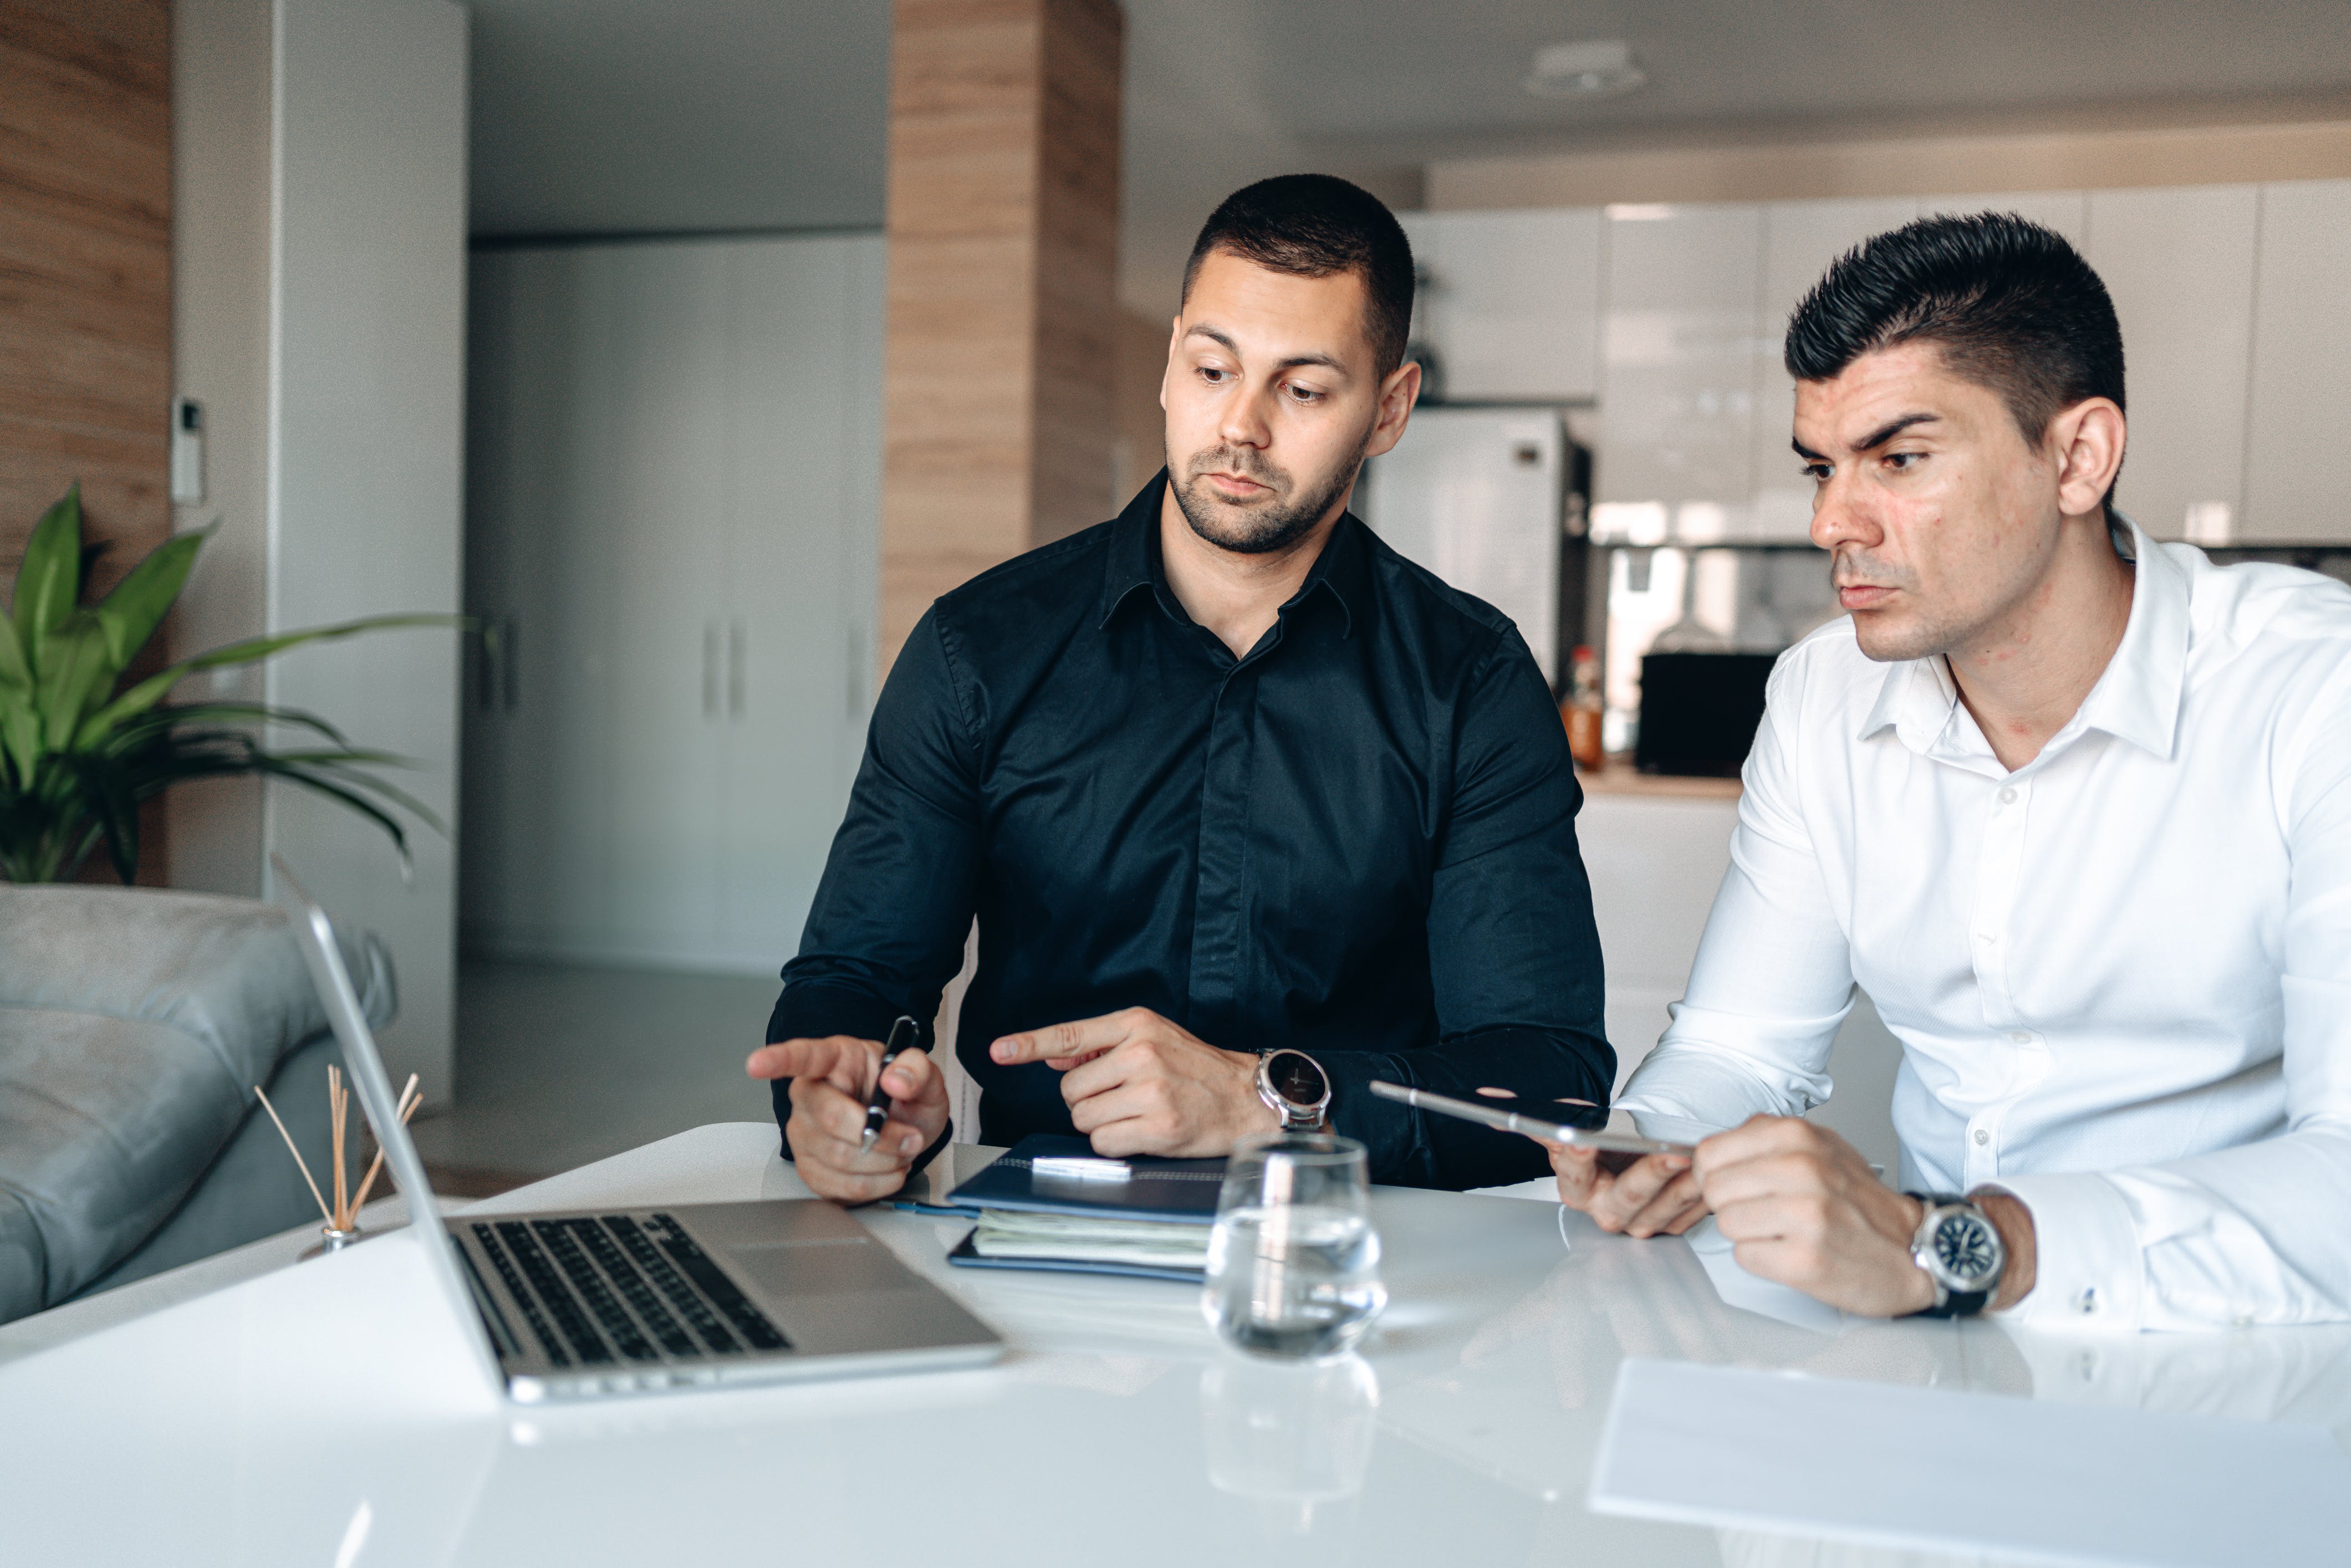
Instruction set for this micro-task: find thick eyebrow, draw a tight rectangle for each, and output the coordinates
[1182,323,1349,376]
[1793,412,1939,464]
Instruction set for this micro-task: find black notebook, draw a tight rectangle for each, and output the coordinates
[944,1135,1227,1221]
[942,1136,1228,1283]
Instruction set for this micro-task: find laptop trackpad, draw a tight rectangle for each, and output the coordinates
[723,1235,921,1298]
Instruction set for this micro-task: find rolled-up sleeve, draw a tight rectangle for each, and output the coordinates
[1321,627,1615,1189]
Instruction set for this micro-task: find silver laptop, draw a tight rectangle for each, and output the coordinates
[273,857,1004,1403]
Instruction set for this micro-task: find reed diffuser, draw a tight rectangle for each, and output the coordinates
[255,1065,421,1257]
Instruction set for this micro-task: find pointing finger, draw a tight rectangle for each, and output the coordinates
[990,1011,1138,1066]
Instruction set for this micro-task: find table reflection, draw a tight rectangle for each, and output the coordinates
[1199,1352,1380,1539]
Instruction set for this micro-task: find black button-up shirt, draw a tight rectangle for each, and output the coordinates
[768,475,1611,1189]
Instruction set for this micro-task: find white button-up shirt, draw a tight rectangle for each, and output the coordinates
[1619,520,2351,1331]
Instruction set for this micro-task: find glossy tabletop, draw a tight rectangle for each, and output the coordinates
[3,1123,2346,1568]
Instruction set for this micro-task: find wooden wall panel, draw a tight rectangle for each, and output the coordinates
[0,0,173,599]
[878,0,1122,673]
[1,0,172,883]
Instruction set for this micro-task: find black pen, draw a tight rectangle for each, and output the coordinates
[860,1015,921,1152]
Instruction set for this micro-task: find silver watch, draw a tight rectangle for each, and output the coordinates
[1255,1049,1332,1132]
[1906,1193,2007,1318]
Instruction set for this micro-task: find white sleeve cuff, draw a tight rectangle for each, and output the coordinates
[1980,1172,2146,1333]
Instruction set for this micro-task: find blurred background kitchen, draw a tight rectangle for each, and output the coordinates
[25,0,2345,1192]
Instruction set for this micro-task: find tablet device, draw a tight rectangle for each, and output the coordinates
[1368,1081,1699,1159]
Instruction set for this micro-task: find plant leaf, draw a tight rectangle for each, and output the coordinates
[83,700,353,755]
[73,613,466,743]
[0,612,30,692]
[12,487,83,668]
[63,754,140,883]
[249,755,413,870]
[89,525,207,670]
[0,704,42,794]
[35,613,114,753]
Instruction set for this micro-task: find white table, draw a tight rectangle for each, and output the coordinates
[2,1123,2345,1567]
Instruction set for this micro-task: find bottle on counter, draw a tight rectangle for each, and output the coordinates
[1562,644,1606,772]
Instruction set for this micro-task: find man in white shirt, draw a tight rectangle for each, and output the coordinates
[1553,211,2351,1331]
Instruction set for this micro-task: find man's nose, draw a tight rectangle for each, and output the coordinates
[1219,384,1272,450]
[1810,472,1877,553]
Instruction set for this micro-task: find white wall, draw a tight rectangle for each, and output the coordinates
[264,0,470,1104]
[169,0,274,898]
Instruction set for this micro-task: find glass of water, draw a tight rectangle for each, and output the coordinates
[1203,1132,1386,1360]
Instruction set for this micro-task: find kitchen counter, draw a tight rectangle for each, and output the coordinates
[1574,757,1742,800]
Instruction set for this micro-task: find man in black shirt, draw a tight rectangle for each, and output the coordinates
[747,174,1610,1198]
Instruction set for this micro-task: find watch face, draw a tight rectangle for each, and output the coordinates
[1266,1050,1327,1108]
[1934,1213,2001,1285]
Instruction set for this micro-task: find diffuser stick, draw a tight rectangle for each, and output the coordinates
[254,1084,333,1224]
[347,1072,422,1214]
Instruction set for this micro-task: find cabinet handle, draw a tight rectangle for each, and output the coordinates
[703,621,720,717]
[501,616,519,713]
[475,621,498,713]
[728,619,746,719]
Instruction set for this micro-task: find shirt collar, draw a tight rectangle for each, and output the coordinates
[1857,513,2191,763]
[1097,468,1364,639]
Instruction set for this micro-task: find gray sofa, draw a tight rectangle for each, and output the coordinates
[0,886,396,1323]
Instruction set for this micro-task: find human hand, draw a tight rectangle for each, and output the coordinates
[1544,1142,1705,1238]
[988,1007,1279,1157]
[744,1034,948,1203]
[1693,1115,1932,1316]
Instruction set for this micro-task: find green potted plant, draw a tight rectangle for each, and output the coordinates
[0,484,457,883]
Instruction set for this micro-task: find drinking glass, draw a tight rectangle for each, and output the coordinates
[1202,1132,1386,1360]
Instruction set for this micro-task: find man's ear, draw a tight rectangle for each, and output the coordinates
[1361,360,1424,460]
[2049,396,2125,520]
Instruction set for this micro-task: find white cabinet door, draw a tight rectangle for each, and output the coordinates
[1405,208,1602,401]
[1593,203,1764,543]
[596,244,734,963]
[2245,179,2351,543]
[2085,186,2259,544]
[462,247,629,962]
[713,235,885,969]
[1919,190,2088,245]
[1748,197,1921,539]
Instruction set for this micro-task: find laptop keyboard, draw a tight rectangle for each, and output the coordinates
[468,1213,790,1369]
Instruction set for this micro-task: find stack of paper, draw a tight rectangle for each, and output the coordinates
[968,1209,1212,1272]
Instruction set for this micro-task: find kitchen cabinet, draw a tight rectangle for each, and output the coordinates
[2085,185,2260,544]
[1403,208,1603,401]
[1920,190,2088,245]
[462,233,884,972]
[1592,202,1766,544]
[1747,197,1922,539]
[2243,178,2351,544]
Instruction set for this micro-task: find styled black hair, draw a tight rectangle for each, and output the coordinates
[1181,173,1415,379]
[1786,212,2126,507]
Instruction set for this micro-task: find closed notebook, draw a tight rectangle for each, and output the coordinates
[943,1136,1226,1283]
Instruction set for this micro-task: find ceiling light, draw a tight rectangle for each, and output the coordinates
[1523,40,1646,100]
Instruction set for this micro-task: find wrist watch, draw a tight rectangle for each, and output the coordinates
[1904,1192,2007,1318]
[1254,1049,1332,1132]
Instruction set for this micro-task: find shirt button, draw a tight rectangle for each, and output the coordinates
[1973,1128,1990,1146]
[1977,932,1997,945]
[1998,786,2018,805]
[2009,1030,2031,1044]
[2075,1288,2099,1315]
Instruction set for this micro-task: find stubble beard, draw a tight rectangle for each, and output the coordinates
[1170,443,1363,556]
[1836,549,1968,664]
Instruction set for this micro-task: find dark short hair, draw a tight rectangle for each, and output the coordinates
[1785,212,2126,506]
[1181,174,1415,379]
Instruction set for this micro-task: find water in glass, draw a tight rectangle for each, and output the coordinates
[1204,1132,1386,1360]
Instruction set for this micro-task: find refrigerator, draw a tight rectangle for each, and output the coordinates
[1357,406,1588,691]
